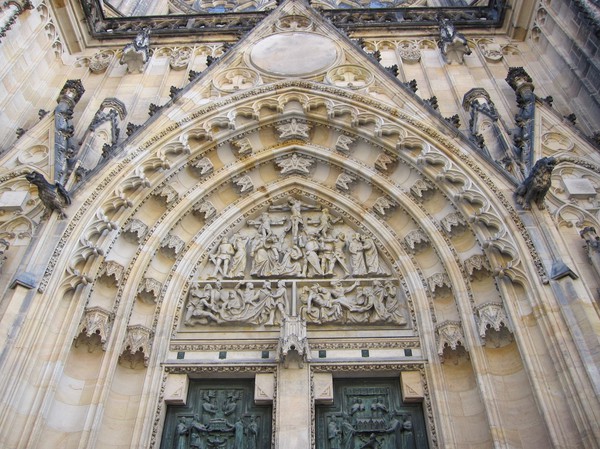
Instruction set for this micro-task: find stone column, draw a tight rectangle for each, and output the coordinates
[275,363,312,449]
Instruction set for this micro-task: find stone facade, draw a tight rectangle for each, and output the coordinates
[0,0,599,448]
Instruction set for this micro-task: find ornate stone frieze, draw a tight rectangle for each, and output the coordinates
[398,41,421,63]
[138,277,162,303]
[120,29,151,74]
[335,172,356,191]
[515,157,557,210]
[192,200,217,220]
[154,184,179,205]
[435,320,467,360]
[372,196,397,217]
[161,234,185,258]
[438,16,471,64]
[231,138,253,156]
[123,219,149,243]
[276,316,310,368]
[404,229,429,252]
[427,273,451,295]
[410,179,434,200]
[233,175,254,194]
[191,157,214,176]
[275,153,314,175]
[120,325,153,367]
[475,302,513,347]
[335,135,355,153]
[74,306,114,351]
[440,212,467,235]
[168,47,191,70]
[325,65,373,89]
[463,254,491,279]
[276,119,310,141]
[98,260,125,285]
[88,50,114,73]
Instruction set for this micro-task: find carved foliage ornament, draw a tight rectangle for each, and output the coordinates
[75,306,113,351]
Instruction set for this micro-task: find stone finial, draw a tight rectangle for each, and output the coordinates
[276,316,310,368]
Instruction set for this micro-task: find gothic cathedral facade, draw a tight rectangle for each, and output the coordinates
[0,0,599,448]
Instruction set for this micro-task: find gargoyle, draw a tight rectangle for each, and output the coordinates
[515,157,557,210]
[26,171,71,219]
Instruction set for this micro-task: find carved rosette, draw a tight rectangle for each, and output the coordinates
[120,325,153,367]
[75,306,114,351]
[436,320,467,360]
[137,277,162,303]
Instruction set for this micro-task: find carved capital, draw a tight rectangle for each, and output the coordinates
[192,200,217,220]
[427,272,451,295]
[138,277,162,303]
[404,229,429,252]
[276,316,310,369]
[123,219,149,243]
[161,234,185,258]
[440,212,467,234]
[463,254,491,279]
[98,260,125,285]
[475,302,513,347]
[436,320,467,360]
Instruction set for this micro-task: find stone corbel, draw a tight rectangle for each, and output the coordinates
[153,184,179,205]
[123,219,149,243]
[164,373,189,405]
[427,272,451,296]
[98,260,125,286]
[192,200,217,220]
[463,254,492,280]
[160,234,185,259]
[232,138,253,156]
[436,320,467,362]
[137,277,162,303]
[440,212,467,235]
[255,373,275,405]
[404,229,430,253]
[475,302,513,347]
[276,316,310,369]
[120,324,153,368]
[372,196,397,217]
[190,157,214,177]
[313,373,334,405]
[74,306,114,351]
[400,371,424,403]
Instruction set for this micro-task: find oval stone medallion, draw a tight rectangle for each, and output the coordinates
[250,32,338,77]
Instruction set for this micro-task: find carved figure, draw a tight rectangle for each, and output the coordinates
[332,233,350,276]
[328,417,342,449]
[248,212,283,238]
[210,238,235,277]
[514,156,557,210]
[189,415,208,449]
[362,235,386,275]
[175,417,188,449]
[348,233,367,276]
[310,207,340,239]
[265,280,289,325]
[120,29,151,73]
[25,171,71,219]
[229,233,249,277]
[185,284,222,325]
[437,16,471,64]
[303,235,324,277]
[247,416,259,449]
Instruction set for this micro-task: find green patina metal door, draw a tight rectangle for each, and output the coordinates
[316,378,429,449]
[160,379,272,449]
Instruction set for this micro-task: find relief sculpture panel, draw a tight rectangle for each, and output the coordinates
[184,196,408,328]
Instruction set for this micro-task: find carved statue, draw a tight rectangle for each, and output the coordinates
[437,16,471,64]
[175,417,188,449]
[25,171,71,219]
[348,233,367,276]
[514,156,557,210]
[229,233,249,278]
[120,28,151,73]
[210,238,235,277]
